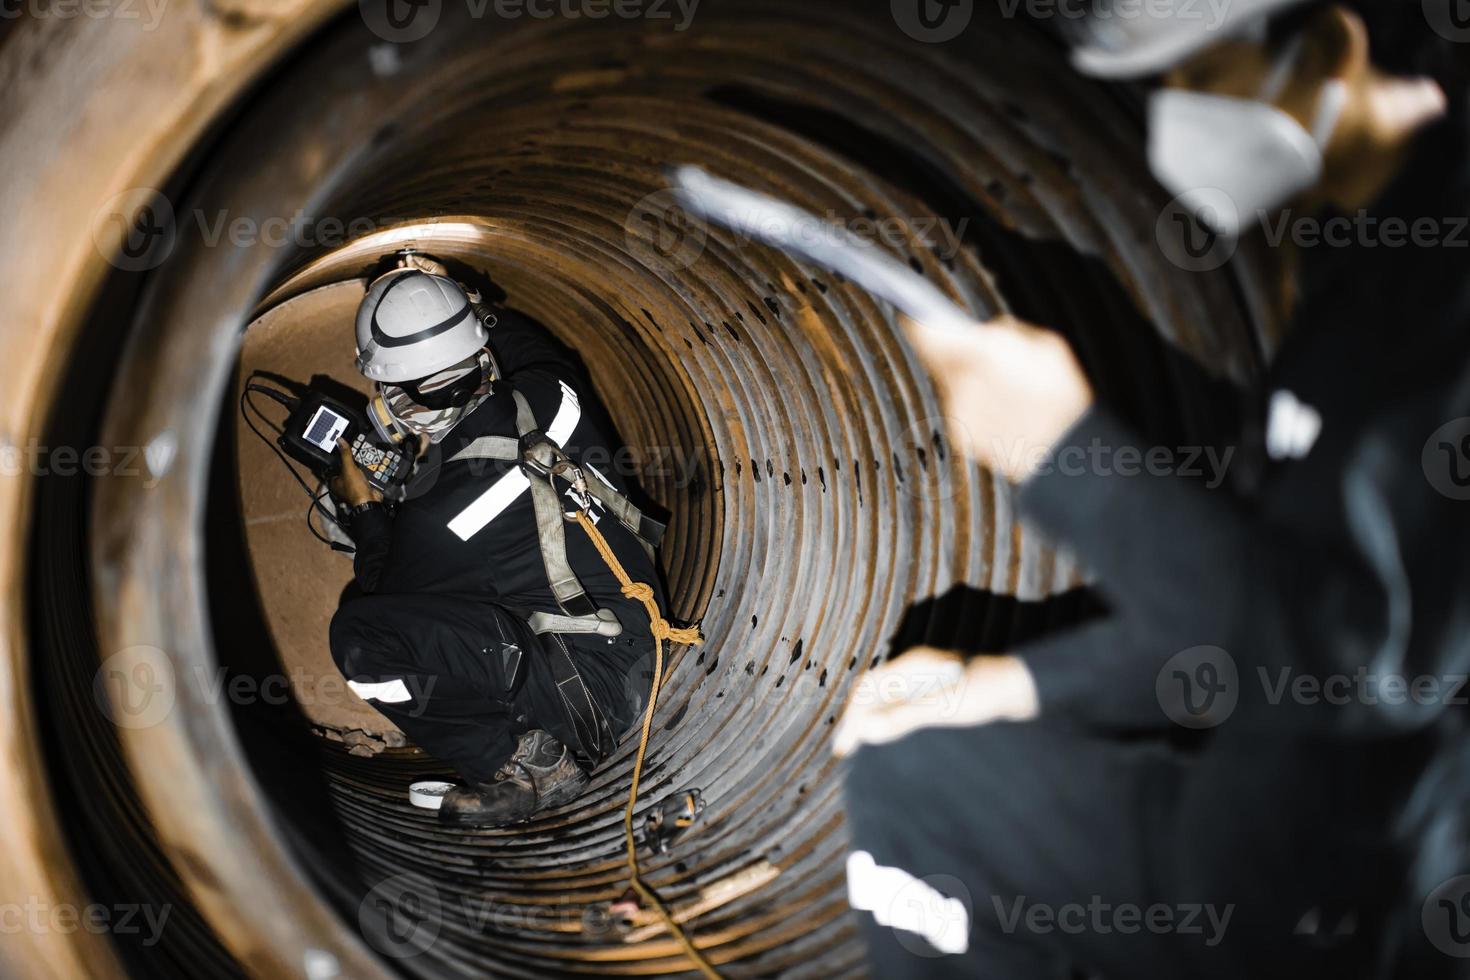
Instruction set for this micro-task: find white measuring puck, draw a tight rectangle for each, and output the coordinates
[409,781,456,810]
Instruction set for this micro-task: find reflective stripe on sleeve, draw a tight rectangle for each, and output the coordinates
[446,380,581,541]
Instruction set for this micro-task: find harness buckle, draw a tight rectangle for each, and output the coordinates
[519,429,576,474]
[519,429,589,505]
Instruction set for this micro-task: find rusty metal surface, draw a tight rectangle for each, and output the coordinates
[0,1,343,977]
[6,1,1264,977]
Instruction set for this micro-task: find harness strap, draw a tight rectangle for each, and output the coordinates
[513,389,598,617]
[510,385,539,435]
[580,464,667,556]
[543,633,612,764]
[447,434,520,463]
[527,608,623,637]
[442,383,666,638]
[506,387,667,624]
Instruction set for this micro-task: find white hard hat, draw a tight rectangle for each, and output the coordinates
[354,269,489,382]
[1068,0,1308,79]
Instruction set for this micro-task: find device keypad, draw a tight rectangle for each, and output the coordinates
[352,433,401,488]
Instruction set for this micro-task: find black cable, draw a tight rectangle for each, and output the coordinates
[245,382,294,411]
[238,374,354,549]
[306,488,353,553]
[240,384,315,498]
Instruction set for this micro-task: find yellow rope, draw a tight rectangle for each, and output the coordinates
[572,510,721,980]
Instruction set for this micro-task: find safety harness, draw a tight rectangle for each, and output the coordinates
[447,387,667,636]
[444,386,664,763]
[443,382,718,977]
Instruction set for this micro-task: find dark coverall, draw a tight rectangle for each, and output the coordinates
[846,106,1470,977]
[329,309,662,782]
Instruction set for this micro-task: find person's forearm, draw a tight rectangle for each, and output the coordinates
[346,502,392,592]
[957,654,1040,724]
[1017,408,1422,734]
[1017,616,1185,731]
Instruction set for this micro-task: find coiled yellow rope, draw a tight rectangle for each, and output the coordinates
[572,510,721,979]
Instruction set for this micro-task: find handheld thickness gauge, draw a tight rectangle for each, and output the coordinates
[277,391,413,495]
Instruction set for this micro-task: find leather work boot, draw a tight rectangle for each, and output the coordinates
[439,730,588,827]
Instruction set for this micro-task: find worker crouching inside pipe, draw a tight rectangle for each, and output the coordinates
[326,250,678,827]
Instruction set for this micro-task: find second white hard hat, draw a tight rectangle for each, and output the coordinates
[1068,0,1309,79]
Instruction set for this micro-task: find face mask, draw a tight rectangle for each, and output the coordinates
[368,350,497,445]
[1147,36,1348,237]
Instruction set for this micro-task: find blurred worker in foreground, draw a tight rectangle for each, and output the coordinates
[837,2,1470,977]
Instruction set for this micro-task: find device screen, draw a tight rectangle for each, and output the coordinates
[303,405,350,452]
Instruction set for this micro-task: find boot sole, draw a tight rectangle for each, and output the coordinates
[437,772,588,827]
[437,807,532,828]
